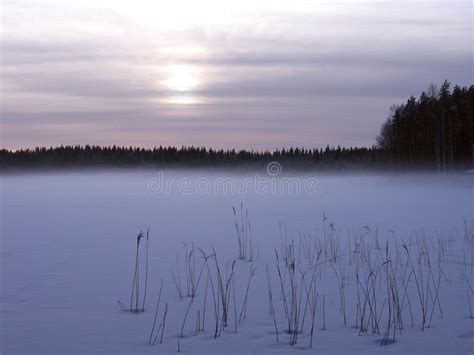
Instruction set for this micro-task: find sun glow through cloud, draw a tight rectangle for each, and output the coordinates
[163,65,200,92]
[162,96,203,105]
[159,64,203,105]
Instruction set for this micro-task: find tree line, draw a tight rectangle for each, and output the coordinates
[1,80,472,171]
[0,145,380,170]
[376,80,473,171]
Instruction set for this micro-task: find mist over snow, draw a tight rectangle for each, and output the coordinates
[1,171,473,354]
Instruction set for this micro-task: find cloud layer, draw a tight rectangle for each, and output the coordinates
[1,0,472,149]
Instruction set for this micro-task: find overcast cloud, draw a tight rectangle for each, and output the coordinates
[1,0,472,149]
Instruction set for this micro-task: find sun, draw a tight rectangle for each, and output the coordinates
[163,65,199,92]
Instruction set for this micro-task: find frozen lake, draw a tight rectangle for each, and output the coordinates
[1,170,473,354]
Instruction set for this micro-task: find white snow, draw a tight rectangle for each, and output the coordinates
[1,170,473,354]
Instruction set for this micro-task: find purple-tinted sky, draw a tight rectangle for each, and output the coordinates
[1,0,472,150]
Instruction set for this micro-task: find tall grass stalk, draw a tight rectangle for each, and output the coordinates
[149,278,164,344]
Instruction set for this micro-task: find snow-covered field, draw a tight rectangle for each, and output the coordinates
[1,170,473,354]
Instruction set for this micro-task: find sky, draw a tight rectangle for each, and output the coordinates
[1,0,472,150]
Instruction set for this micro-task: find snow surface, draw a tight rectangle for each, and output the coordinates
[1,170,473,354]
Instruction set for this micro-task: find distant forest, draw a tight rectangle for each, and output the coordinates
[1,81,472,171]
